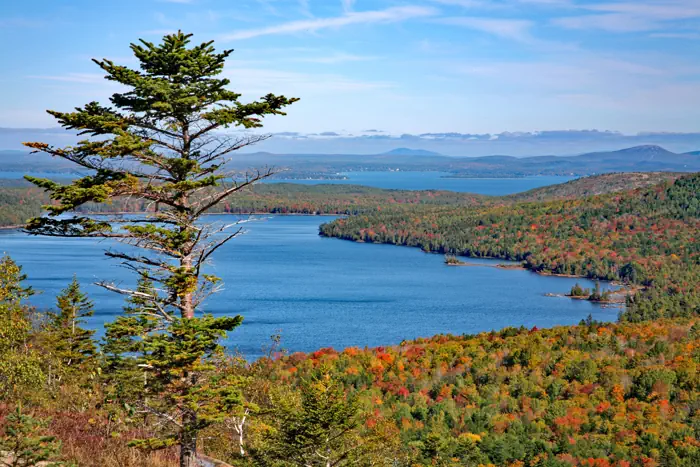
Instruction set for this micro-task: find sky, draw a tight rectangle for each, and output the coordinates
[1,0,700,140]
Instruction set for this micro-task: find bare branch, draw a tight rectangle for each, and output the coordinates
[193,169,276,216]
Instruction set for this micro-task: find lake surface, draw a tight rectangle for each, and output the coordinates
[2,170,575,195]
[268,172,576,194]
[1,215,615,359]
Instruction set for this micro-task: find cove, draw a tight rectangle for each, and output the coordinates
[1,215,615,360]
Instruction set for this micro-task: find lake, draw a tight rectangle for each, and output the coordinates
[1,215,615,360]
[2,170,575,195]
[268,172,575,194]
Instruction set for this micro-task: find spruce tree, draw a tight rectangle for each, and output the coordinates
[23,31,297,467]
[261,371,364,466]
[46,276,96,374]
[0,406,62,467]
[0,256,42,400]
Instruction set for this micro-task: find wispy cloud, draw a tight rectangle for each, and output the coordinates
[299,0,312,17]
[220,5,437,41]
[27,73,107,84]
[587,2,700,20]
[294,53,379,64]
[341,0,355,13]
[651,32,700,40]
[222,68,393,95]
[553,1,700,33]
[552,14,654,32]
[431,0,574,8]
[430,0,487,7]
[438,17,534,41]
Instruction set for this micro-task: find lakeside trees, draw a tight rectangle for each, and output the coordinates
[0,21,697,467]
[20,31,297,467]
[0,261,697,465]
[320,174,700,321]
[0,171,683,228]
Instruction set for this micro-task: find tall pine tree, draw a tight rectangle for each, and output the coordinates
[23,32,297,467]
[45,276,96,376]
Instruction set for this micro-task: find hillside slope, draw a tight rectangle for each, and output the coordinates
[267,318,700,466]
[0,172,688,227]
[507,172,683,202]
[320,173,700,320]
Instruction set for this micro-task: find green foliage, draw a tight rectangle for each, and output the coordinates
[569,283,588,297]
[262,319,700,466]
[260,371,361,466]
[0,182,46,228]
[102,278,246,458]
[320,173,700,321]
[22,30,297,466]
[43,277,97,377]
[0,407,62,467]
[0,256,42,399]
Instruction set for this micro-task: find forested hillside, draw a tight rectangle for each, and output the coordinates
[2,257,698,466]
[320,174,700,321]
[0,181,47,227]
[506,172,683,203]
[0,172,682,227]
[265,318,700,467]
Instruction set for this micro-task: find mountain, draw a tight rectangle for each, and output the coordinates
[380,148,443,156]
[506,172,683,202]
[0,149,79,173]
[3,145,699,179]
[445,145,700,177]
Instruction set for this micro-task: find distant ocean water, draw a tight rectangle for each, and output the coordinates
[267,172,576,194]
[1,170,575,195]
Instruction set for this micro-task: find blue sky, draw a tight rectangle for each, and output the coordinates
[1,0,699,136]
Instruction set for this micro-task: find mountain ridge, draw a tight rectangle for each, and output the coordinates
[2,144,699,177]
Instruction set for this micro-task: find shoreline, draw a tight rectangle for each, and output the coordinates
[3,217,639,308]
[0,211,337,232]
[446,261,525,271]
[444,257,636,306]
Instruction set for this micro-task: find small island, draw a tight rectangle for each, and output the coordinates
[444,254,466,265]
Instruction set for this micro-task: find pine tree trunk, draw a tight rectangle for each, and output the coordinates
[180,440,198,467]
[180,413,198,467]
[181,255,195,319]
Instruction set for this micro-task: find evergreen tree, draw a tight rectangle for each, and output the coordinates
[0,255,33,303]
[101,277,159,403]
[261,371,365,466]
[0,256,42,400]
[0,406,62,467]
[23,31,297,467]
[45,276,96,374]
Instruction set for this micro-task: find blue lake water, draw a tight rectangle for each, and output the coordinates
[1,171,575,195]
[1,215,615,360]
[268,172,576,194]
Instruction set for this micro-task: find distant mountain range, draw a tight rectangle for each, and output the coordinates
[1,144,698,179]
[5,127,700,156]
[380,148,444,157]
[442,144,700,177]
